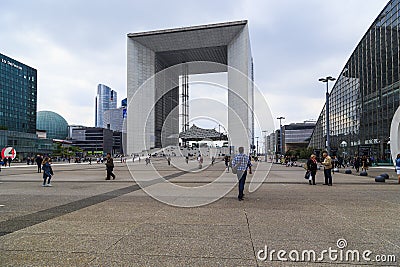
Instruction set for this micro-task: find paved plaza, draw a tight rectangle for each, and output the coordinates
[0,159,399,266]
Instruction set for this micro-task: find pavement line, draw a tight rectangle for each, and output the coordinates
[0,170,187,237]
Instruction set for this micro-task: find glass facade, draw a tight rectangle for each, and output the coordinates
[37,111,69,140]
[309,0,400,162]
[0,130,53,159]
[95,84,117,128]
[0,53,37,133]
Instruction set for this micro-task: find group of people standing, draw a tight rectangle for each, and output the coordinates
[305,152,334,186]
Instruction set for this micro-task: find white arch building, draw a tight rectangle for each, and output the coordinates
[126,21,254,154]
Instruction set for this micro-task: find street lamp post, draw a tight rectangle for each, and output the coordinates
[319,76,336,156]
[277,117,285,156]
[255,136,259,156]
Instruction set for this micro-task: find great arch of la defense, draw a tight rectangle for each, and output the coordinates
[126,21,254,155]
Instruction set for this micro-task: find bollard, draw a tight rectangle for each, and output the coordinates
[380,173,389,180]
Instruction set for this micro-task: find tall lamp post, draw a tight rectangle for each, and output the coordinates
[319,76,335,156]
[277,117,285,156]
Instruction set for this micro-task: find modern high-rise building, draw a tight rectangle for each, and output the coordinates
[309,0,400,163]
[95,84,117,128]
[0,53,53,157]
[0,53,37,133]
[103,107,125,132]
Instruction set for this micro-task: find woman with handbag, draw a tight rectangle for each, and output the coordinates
[306,154,318,185]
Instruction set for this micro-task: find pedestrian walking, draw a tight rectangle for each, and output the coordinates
[306,154,318,185]
[361,156,369,172]
[248,155,253,174]
[36,155,43,173]
[167,156,171,166]
[224,155,230,172]
[198,154,203,169]
[41,157,54,187]
[185,156,189,164]
[89,157,92,165]
[353,156,360,172]
[395,154,400,184]
[105,153,115,180]
[322,151,333,186]
[232,147,250,201]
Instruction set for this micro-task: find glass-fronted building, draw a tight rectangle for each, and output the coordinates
[37,111,69,140]
[95,84,117,128]
[0,53,37,133]
[309,0,400,162]
[0,53,55,159]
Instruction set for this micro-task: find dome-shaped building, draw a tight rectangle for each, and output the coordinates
[37,111,68,140]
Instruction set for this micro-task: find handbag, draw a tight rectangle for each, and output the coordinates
[304,170,311,179]
[232,165,238,174]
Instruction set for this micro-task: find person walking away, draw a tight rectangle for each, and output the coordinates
[232,147,250,201]
[306,154,318,185]
[224,155,230,172]
[322,151,333,186]
[36,155,43,173]
[105,153,115,180]
[395,154,400,184]
[248,155,252,174]
[198,154,203,169]
[353,156,360,172]
[42,157,54,187]
[361,156,369,172]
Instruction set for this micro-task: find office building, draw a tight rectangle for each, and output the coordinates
[309,0,399,162]
[127,21,254,154]
[37,111,68,140]
[95,84,117,128]
[0,53,53,158]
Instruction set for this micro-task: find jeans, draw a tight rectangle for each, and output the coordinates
[324,169,332,185]
[37,163,42,173]
[236,170,247,199]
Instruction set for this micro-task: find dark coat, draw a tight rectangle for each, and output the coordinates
[42,162,53,178]
[106,157,114,170]
[306,158,318,172]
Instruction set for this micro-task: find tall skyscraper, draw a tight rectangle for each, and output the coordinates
[95,84,117,128]
[0,53,37,133]
[0,53,53,157]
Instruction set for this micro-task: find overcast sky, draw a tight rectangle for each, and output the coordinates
[0,0,389,131]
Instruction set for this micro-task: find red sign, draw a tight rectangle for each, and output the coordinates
[1,147,16,160]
